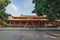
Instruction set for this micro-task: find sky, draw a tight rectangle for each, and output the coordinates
[6,0,35,16]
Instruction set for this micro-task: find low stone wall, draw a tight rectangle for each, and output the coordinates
[0,28,60,31]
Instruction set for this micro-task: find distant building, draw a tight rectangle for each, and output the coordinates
[1,15,60,27]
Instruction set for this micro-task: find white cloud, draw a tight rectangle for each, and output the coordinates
[11,4,18,11]
[6,3,20,16]
[7,3,18,11]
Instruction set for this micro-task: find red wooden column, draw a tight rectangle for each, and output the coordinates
[13,21,15,26]
[10,20,15,26]
[37,21,40,27]
[10,20,11,26]
[44,21,47,28]
[32,20,36,28]
[24,20,28,27]
[19,21,21,26]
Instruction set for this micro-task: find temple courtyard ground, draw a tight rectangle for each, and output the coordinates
[0,28,60,40]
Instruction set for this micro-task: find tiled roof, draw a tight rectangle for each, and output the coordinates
[7,19,48,21]
[8,15,46,19]
[4,16,60,21]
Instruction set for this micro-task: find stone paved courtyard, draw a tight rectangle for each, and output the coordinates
[0,30,60,40]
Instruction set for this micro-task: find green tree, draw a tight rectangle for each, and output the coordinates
[0,0,11,27]
[0,0,11,20]
[32,0,60,26]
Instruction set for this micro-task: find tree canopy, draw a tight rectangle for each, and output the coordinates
[32,0,60,21]
[0,0,11,20]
